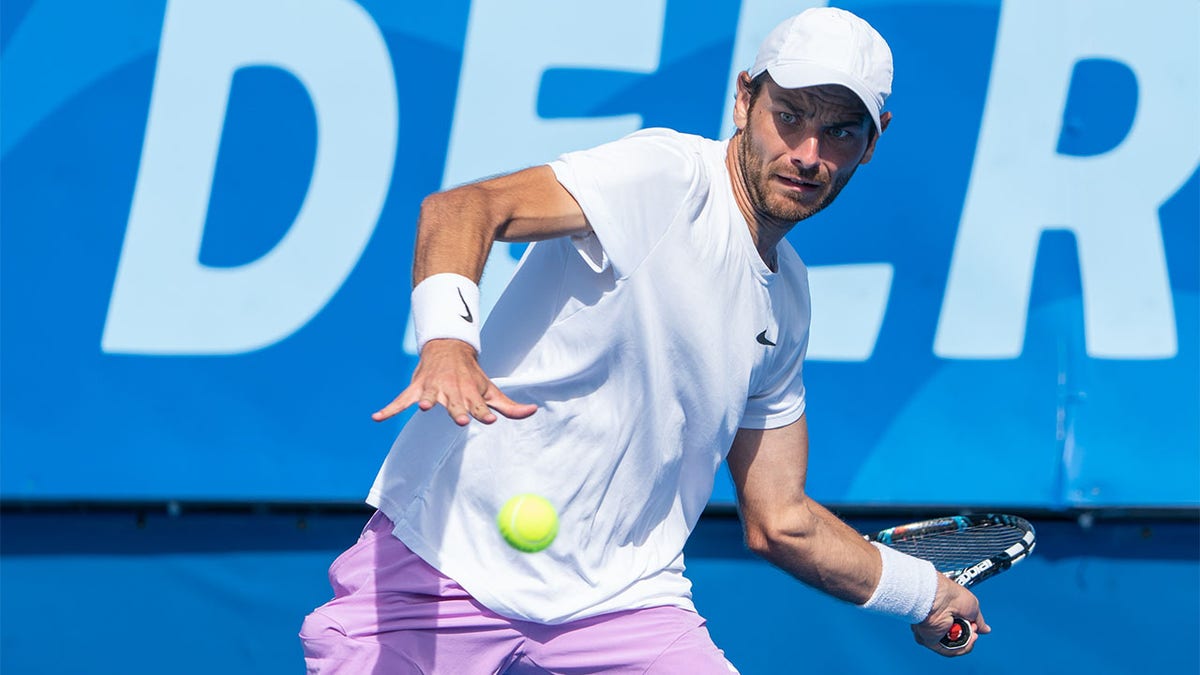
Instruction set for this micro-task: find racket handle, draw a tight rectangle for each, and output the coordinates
[939,617,971,650]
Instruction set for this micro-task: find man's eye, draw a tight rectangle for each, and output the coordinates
[828,127,852,139]
[779,112,797,125]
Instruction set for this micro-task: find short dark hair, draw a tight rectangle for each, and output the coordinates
[743,71,769,110]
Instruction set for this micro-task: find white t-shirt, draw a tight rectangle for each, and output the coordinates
[368,128,811,624]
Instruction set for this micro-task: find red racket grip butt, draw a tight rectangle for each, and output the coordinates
[939,617,971,650]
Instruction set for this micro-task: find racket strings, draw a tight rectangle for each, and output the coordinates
[885,524,1028,572]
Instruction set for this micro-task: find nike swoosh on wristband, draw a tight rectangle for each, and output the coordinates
[457,287,473,323]
[756,330,776,346]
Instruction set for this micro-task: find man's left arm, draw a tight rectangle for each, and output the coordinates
[726,415,989,656]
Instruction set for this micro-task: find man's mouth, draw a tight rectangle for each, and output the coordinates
[777,174,822,190]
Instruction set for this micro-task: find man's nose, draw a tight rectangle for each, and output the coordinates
[791,134,820,170]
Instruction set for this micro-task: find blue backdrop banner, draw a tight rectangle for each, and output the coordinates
[2,0,1197,507]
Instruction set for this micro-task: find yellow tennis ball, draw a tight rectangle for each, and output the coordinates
[497,494,558,553]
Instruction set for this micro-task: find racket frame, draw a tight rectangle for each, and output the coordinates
[867,513,1036,588]
[863,513,1037,650]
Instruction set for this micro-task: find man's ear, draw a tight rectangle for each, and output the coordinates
[859,111,892,165]
[732,71,753,130]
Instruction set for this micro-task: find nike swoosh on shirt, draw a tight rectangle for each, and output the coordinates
[457,287,473,323]
[756,330,776,346]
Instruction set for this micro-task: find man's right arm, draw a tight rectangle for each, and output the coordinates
[727,417,990,656]
[410,165,591,286]
[372,165,590,426]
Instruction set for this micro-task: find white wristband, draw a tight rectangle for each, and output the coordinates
[411,273,481,354]
[862,542,939,623]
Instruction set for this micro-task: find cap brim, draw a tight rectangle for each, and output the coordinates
[766,62,882,133]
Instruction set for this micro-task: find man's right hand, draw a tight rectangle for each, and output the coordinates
[371,339,538,426]
[911,574,990,656]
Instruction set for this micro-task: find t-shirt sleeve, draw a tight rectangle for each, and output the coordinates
[741,350,807,429]
[742,258,811,430]
[548,129,703,278]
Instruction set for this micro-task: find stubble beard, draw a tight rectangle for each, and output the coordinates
[735,120,856,224]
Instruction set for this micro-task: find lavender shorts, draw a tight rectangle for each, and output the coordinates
[300,511,738,674]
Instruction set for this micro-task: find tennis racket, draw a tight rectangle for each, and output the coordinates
[864,513,1036,649]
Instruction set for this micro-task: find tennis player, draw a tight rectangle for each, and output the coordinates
[302,7,987,672]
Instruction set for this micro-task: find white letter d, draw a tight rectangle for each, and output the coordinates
[103,0,397,355]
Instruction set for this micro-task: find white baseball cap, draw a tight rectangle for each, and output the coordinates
[748,7,893,133]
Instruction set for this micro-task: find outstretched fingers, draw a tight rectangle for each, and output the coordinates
[371,385,426,422]
[442,382,537,425]
[372,341,537,425]
[441,386,482,426]
[484,384,539,420]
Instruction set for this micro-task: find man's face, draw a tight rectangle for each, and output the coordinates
[733,75,888,223]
